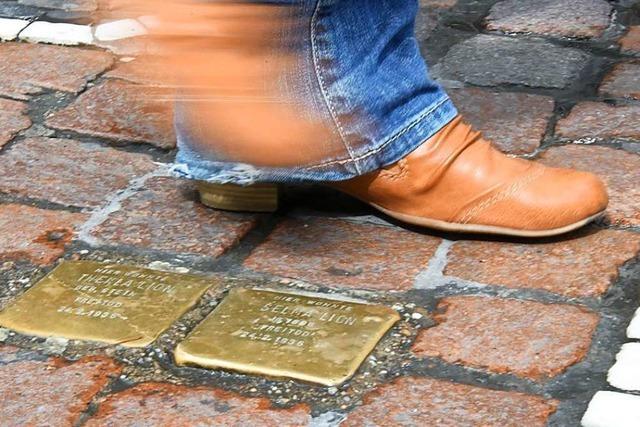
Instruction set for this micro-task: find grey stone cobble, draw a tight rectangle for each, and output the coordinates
[434,34,591,88]
[0,1,40,19]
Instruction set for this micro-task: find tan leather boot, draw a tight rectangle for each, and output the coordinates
[331,116,608,237]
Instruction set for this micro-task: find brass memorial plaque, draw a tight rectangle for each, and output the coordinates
[0,261,213,347]
[175,288,400,386]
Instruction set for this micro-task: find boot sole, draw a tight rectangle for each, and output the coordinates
[197,182,279,213]
[371,203,606,237]
[196,181,603,237]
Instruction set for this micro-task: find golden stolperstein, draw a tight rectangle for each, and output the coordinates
[175,288,400,386]
[0,261,213,347]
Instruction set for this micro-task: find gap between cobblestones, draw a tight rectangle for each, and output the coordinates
[76,165,172,246]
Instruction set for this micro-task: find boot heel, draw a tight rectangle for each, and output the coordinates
[197,182,279,213]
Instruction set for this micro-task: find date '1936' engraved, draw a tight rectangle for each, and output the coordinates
[0,261,214,347]
[175,288,400,386]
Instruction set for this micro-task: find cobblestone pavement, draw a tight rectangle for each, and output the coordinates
[0,0,639,426]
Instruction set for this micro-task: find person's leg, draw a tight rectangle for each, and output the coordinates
[167,0,607,237]
[172,0,457,184]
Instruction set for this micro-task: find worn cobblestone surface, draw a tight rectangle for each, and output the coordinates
[0,204,86,265]
[342,376,558,427]
[412,296,600,379]
[86,383,312,426]
[106,56,171,86]
[0,137,157,208]
[555,101,640,140]
[244,217,442,291]
[600,61,640,100]
[0,346,120,426]
[90,177,259,258]
[620,26,640,54]
[0,0,638,426]
[46,80,176,149]
[0,98,30,147]
[444,228,640,298]
[0,42,112,99]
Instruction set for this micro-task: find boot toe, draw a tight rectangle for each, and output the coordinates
[522,168,608,231]
[572,171,609,218]
[461,167,609,234]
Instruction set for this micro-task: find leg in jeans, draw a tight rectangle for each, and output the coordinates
[161,0,608,237]
[173,0,457,184]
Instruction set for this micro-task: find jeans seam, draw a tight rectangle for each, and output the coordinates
[304,95,452,169]
[310,0,361,173]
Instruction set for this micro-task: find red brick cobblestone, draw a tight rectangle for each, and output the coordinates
[244,217,441,291]
[449,88,554,154]
[555,101,640,140]
[342,376,557,427]
[90,177,258,258]
[0,204,86,265]
[539,145,640,227]
[95,37,155,56]
[412,296,599,379]
[0,98,31,148]
[46,80,175,149]
[0,347,121,427]
[86,382,311,426]
[0,137,157,208]
[106,56,172,87]
[599,61,640,100]
[0,43,113,100]
[620,26,640,54]
[444,229,640,298]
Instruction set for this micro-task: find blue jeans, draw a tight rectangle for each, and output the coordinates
[172,0,457,185]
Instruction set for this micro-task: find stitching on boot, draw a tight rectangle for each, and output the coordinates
[458,166,546,225]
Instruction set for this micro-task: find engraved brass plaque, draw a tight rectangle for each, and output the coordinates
[0,261,213,347]
[175,288,400,386]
